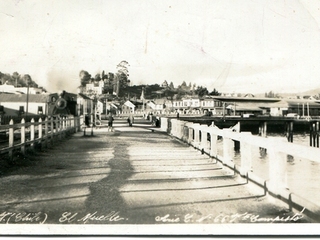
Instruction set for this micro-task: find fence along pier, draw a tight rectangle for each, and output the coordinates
[0,116,83,160]
[161,117,320,221]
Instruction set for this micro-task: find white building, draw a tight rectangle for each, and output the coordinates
[0,93,49,117]
[0,82,44,94]
[85,81,104,95]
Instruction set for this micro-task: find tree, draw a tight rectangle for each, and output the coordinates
[94,73,101,82]
[115,60,130,96]
[169,82,174,89]
[12,72,20,87]
[102,72,115,95]
[0,72,12,85]
[22,74,35,87]
[209,88,221,96]
[79,70,91,87]
[195,86,209,97]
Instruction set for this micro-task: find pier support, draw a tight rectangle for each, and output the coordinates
[259,121,267,154]
[309,121,319,147]
[285,121,293,143]
[259,121,267,138]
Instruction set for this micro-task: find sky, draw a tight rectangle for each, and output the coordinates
[1,0,320,94]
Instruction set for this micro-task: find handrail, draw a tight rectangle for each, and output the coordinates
[0,116,83,159]
[163,116,320,219]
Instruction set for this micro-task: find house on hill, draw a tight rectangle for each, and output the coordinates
[122,100,136,114]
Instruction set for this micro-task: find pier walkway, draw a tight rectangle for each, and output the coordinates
[0,118,312,225]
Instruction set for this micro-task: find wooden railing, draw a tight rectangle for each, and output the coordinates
[0,116,83,159]
[162,117,320,220]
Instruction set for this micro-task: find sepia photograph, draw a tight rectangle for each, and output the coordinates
[1,0,320,236]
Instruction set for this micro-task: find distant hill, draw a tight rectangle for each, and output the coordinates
[253,87,320,99]
[298,87,320,97]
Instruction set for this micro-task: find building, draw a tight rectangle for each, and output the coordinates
[0,93,49,117]
[76,93,93,116]
[0,82,45,94]
[268,99,320,117]
[122,100,136,114]
[85,80,104,95]
[172,96,223,115]
[212,96,281,116]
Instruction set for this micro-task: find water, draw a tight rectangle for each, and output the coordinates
[217,133,320,205]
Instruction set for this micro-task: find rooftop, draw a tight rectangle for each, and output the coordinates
[0,93,49,103]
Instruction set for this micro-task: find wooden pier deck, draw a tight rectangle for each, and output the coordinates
[0,118,313,231]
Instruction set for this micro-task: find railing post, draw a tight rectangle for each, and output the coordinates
[209,128,218,158]
[188,126,193,144]
[200,125,208,152]
[193,123,200,148]
[38,118,43,147]
[71,117,75,133]
[62,116,66,131]
[160,117,168,132]
[8,119,14,160]
[222,128,233,166]
[21,118,25,154]
[44,117,48,148]
[50,117,54,144]
[268,140,287,193]
[178,120,184,139]
[30,118,35,149]
[240,132,252,176]
[68,116,71,130]
[170,119,177,136]
[58,117,62,140]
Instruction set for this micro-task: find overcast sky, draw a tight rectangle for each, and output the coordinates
[1,0,320,94]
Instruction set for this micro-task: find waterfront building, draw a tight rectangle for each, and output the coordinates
[268,99,320,117]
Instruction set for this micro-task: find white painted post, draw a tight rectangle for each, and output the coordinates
[222,128,233,166]
[50,117,54,143]
[73,117,77,133]
[21,118,25,154]
[200,125,207,152]
[68,116,71,130]
[56,117,61,140]
[8,119,14,159]
[176,120,181,138]
[240,132,252,176]
[30,118,35,149]
[209,129,218,158]
[193,123,201,148]
[62,116,66,130]
[268,140,287,193]
[44,117,48,147]
[79,115,83,132]
[178,121,185,139]
[38,118,43,140]
[188,126,193,144]
[172,119,178,137]
[160,117,168,132]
